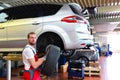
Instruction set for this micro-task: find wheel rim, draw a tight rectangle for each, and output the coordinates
[78,57,89,66]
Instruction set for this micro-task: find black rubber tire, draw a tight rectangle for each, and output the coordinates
[78,57,89,66]
[40,45,61,76]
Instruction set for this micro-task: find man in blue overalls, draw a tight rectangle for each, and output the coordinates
[22,32,46,80]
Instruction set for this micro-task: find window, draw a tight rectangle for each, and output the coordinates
[0,12,8,22]
[0,4,44,21]
[42,4,62,16]
[0,4,62,22]
[69,4,83,16]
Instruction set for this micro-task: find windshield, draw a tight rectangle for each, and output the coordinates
[69,3,83,16]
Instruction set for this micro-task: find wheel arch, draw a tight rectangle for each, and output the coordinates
[36,31,65,53]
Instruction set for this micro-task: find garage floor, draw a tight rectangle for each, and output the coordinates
[0,52,120,80]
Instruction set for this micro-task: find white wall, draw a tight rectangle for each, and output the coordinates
[94,31,120,52]
[107,32,120,51]
[94,33,108,46]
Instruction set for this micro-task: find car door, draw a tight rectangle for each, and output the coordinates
[5,4,43,48]
[0,24,7,48]
[6,18,43,48]
[0,12,8,48]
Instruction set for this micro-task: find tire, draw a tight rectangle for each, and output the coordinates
[78,57,89,66]
[40,45,61,76]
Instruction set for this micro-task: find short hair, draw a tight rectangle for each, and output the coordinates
[27,32,35,38]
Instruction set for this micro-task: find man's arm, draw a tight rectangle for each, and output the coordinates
[28,57,45,69]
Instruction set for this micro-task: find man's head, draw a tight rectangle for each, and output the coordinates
[27,32,36,45]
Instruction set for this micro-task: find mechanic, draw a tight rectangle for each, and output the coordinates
[22,32,46,80]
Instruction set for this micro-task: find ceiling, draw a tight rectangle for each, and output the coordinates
[0,0,119,8]
[0,0,120,32]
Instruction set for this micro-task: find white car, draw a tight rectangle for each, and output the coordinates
[0,3,92,54]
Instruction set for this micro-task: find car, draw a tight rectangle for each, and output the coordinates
[67,44,99,66]
[0,3,92,55]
